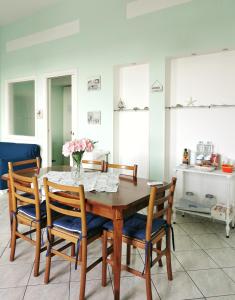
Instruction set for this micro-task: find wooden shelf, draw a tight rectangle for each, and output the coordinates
[165,104,235,110]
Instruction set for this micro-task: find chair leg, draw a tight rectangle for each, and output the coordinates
[145,247,152,300]
[44,239,52,284]
[166,230,173,281]
[102,231,108,287]
[157,240,163,267]
[126,244,131,265]
[71,243,75,257]
[10,218,17,262]
[34,224,41,277]
[79,238,87,300]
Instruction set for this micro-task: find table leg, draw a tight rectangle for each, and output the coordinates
[112,214,123,300]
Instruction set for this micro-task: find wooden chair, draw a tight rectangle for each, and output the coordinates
[8,165,46,277]
[102,177,177,300]
[10,157,41,174]
[81,159,105,172]
[8,157,41,230]
[105,163,138,181]
[43,178,108,300]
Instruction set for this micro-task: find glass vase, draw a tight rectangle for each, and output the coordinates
[71,162,83,180]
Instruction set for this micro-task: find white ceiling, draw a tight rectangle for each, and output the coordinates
[0,0,62,26]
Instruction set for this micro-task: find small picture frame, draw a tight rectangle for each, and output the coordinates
[88,76,101,91]
[87,111,101,125]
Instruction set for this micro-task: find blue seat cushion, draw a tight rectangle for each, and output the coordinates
[18,201,47,220]
[53,213,108,238]
[17,196,72,221]
[103,213,167,241]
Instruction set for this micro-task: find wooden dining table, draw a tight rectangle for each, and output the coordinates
[3,165,157,300]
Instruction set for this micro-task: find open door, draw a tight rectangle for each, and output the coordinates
[47,73,77,166]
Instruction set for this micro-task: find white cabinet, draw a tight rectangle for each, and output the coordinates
[174,166,235,237]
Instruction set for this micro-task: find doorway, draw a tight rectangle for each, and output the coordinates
[48,75,72,166]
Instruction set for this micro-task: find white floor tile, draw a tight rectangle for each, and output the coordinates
[179,222,213,235]
[174,249,218,270]
[24,283,69,300]
[188,269,235,297]
[0,263,33,288]
[152,271,203,300]
[119,276,159,300]
[71,257,111,282]
[218,233,235,247]
[70,280,113,300]
[192,234,230,249]
[140,252,184,274]
[0,233,10,248]
[174,235,201,251]
[171,224,188,235]
[28,260,71,285]
[223,268,235,283]
[0,286,26,300]
[0,247,6,257]
[206,295,235,299]
[205,248,235,268]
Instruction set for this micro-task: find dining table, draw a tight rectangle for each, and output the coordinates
[2,165,161,300]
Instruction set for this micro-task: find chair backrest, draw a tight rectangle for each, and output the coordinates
[145,177,177,241]
[81,159,105,172]
[9,157,41,174]
[43,178,87,237]
[8,169,41,220]
[105,163,138,180]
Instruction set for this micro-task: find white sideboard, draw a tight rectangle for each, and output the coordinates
[174,166,235,237]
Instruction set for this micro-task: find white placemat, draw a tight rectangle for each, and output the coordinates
[38,171,119,193]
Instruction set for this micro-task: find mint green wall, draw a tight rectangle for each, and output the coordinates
[1,0,235,179]
[12,81,35,136]
[51,84,64,165]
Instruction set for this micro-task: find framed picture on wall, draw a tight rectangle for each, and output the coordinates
[88,76,101,91]
[87,111,101,125]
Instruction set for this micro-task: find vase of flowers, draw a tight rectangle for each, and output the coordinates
[62,138,96,179]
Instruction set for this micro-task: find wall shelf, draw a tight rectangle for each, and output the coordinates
[114,107,149,112]
[165,104,235,110]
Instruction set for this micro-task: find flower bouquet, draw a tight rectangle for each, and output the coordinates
[62,138,96,179]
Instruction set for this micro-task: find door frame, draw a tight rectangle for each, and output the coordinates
[43,69,78,167]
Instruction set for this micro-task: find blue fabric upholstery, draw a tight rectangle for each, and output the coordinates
[53,213,108,238]
[0,142,41,190]
[18,201,47,220]
[103,213,167,241]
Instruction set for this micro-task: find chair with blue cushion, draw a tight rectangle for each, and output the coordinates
[102,177,177,300]
[43,178,108,300]
[8,163,46,277]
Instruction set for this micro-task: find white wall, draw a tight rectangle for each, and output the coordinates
[114,63,149,178]
[166,50,235,180]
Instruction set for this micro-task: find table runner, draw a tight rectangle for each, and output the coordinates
[38,171,119,193]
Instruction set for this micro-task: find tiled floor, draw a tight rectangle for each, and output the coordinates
[1,193,235,300]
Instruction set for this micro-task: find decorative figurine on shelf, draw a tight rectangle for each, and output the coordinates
[117,99,126,110]
[182,148,190,165]
[186,97,197,106]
